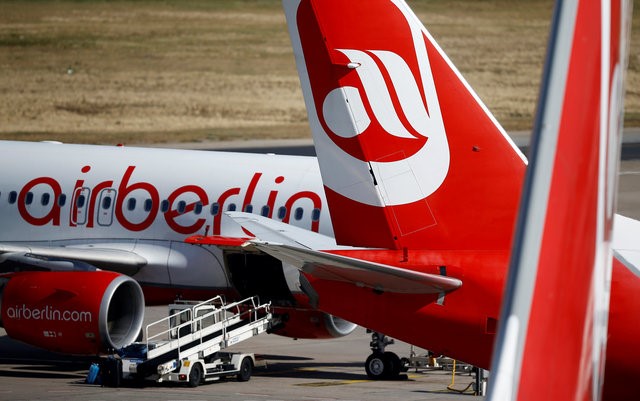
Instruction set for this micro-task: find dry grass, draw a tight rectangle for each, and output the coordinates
[0,0,638,145]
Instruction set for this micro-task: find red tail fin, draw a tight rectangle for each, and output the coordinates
[487,0,631,400]
[285,0,526,250]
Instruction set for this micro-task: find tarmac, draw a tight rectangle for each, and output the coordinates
[0,306,481,401]
[0,137,638,400]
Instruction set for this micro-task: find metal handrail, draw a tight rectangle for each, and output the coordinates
[144,296,271,359]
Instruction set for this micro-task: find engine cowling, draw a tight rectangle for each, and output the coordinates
[270,307,357,339]
[0,271,144,355]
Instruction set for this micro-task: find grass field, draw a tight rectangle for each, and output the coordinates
[0,0,638,145]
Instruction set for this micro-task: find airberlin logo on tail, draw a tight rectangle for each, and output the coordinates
[321,48,431,162]
[301,1,450,206]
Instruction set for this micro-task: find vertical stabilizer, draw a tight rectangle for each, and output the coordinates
[487,0,631,400]
[284,0,526,250]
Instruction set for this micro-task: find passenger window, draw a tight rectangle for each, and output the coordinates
[177,200,186,214]
[127,198,136,211]
[102,196,112,209]
[244,204,253,213]
[8,191,17,204]
[161,200,169,213]
[261,205,270,217]
[294,207,304,221]
[144,199,153,212]
[25,192,34,205]
[277,206,287,219]
[58,194,66,206]
[194,202,203,215]
[77,194,86,208]
[210,203,220,216]
[312,208,321,222]
[227,203,237,212]
[41,193,50,206]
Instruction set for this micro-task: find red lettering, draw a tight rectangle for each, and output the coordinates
[15,165,325,237]
[18,177,62,226]
[115,166,159,231]
[164,185,209,234]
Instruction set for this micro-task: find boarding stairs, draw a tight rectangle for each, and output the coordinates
[122,296,272,378]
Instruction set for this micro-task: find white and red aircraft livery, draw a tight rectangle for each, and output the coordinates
[488,0,632,400]
[0,1,638,399]
[0,145,360,354]
[189,0,637,400]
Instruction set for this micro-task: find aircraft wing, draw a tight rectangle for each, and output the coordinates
[0,243,147,275]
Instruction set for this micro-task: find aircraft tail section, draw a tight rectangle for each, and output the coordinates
[284,0,526,250]
[487,0,632,400]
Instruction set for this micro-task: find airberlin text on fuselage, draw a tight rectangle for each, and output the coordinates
[6,304,92,323]
[15,165,323,235]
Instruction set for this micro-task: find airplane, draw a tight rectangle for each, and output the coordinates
[0,0,636,397]
[0,143,361,354]
[184,0,638,399]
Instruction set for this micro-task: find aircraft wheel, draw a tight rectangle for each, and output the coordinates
[365,352,386,379]
[236,357,253,382]
[188,363,203,388]
[383,351,401,378]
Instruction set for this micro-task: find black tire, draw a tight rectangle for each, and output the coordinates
[236,357,253,382]
[383,352,401,378]
[188,363,203,388]
[365,352,386,379]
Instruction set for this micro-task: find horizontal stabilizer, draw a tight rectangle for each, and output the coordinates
[185,235,251,248]
[250,242,462,295]
[218,212,461,294]
[224,211,345,250]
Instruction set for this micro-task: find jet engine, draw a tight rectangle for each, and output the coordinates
[0,271,144,355]
[270,308,357,339]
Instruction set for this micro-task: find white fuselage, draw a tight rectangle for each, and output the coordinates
[0,141,330,295]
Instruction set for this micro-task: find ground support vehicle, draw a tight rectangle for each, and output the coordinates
[118,296,272,387]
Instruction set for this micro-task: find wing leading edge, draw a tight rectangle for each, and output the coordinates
[0,243,147,275]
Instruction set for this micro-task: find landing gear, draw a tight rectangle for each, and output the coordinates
[364,331,403,380]
[365,353,386,379]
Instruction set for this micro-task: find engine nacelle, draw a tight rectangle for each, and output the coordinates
[0,271,144,355]
[270,308,357,339]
